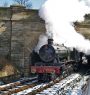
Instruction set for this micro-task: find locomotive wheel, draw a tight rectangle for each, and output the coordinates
[38,74,43,82]
[38,74,51,82]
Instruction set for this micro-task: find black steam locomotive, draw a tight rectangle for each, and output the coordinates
[31,39,81,82]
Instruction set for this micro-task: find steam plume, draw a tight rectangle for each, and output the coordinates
[34,34,48,53]
[38,0,90,54]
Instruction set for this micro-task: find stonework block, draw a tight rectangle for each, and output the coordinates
[0,5,45,77]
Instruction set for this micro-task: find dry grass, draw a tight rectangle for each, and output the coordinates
[0,58,19,77]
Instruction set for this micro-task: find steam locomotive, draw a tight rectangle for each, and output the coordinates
[31,39,82,82]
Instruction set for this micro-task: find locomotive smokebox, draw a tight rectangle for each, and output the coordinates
[39,38,55,63]
[48,39,53,45]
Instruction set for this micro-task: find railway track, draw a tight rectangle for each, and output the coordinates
[0,73,89,95]
[11,73,89,95]
[12,74,79,95]
[0,77,38,95]
[37,74,89,95]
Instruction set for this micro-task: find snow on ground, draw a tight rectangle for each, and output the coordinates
[86,77,90,95]
[37,74,89,95]
[12,73,81,95]
[11,73,89,95]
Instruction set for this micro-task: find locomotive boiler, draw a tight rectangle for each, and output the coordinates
[31,39,80,82]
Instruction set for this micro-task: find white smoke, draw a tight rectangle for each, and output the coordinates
[81,0,90,6]
[34,34,48,53]
[38,0,90,54]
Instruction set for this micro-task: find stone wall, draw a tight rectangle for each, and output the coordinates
[0,7,11,58]
[0,6,45,77]
[75,23,90,39]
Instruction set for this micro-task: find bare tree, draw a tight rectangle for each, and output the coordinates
[13,0,32,8]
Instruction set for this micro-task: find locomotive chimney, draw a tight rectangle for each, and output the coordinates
[48,39,53,45]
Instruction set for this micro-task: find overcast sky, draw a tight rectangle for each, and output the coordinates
[0,0,46,9]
